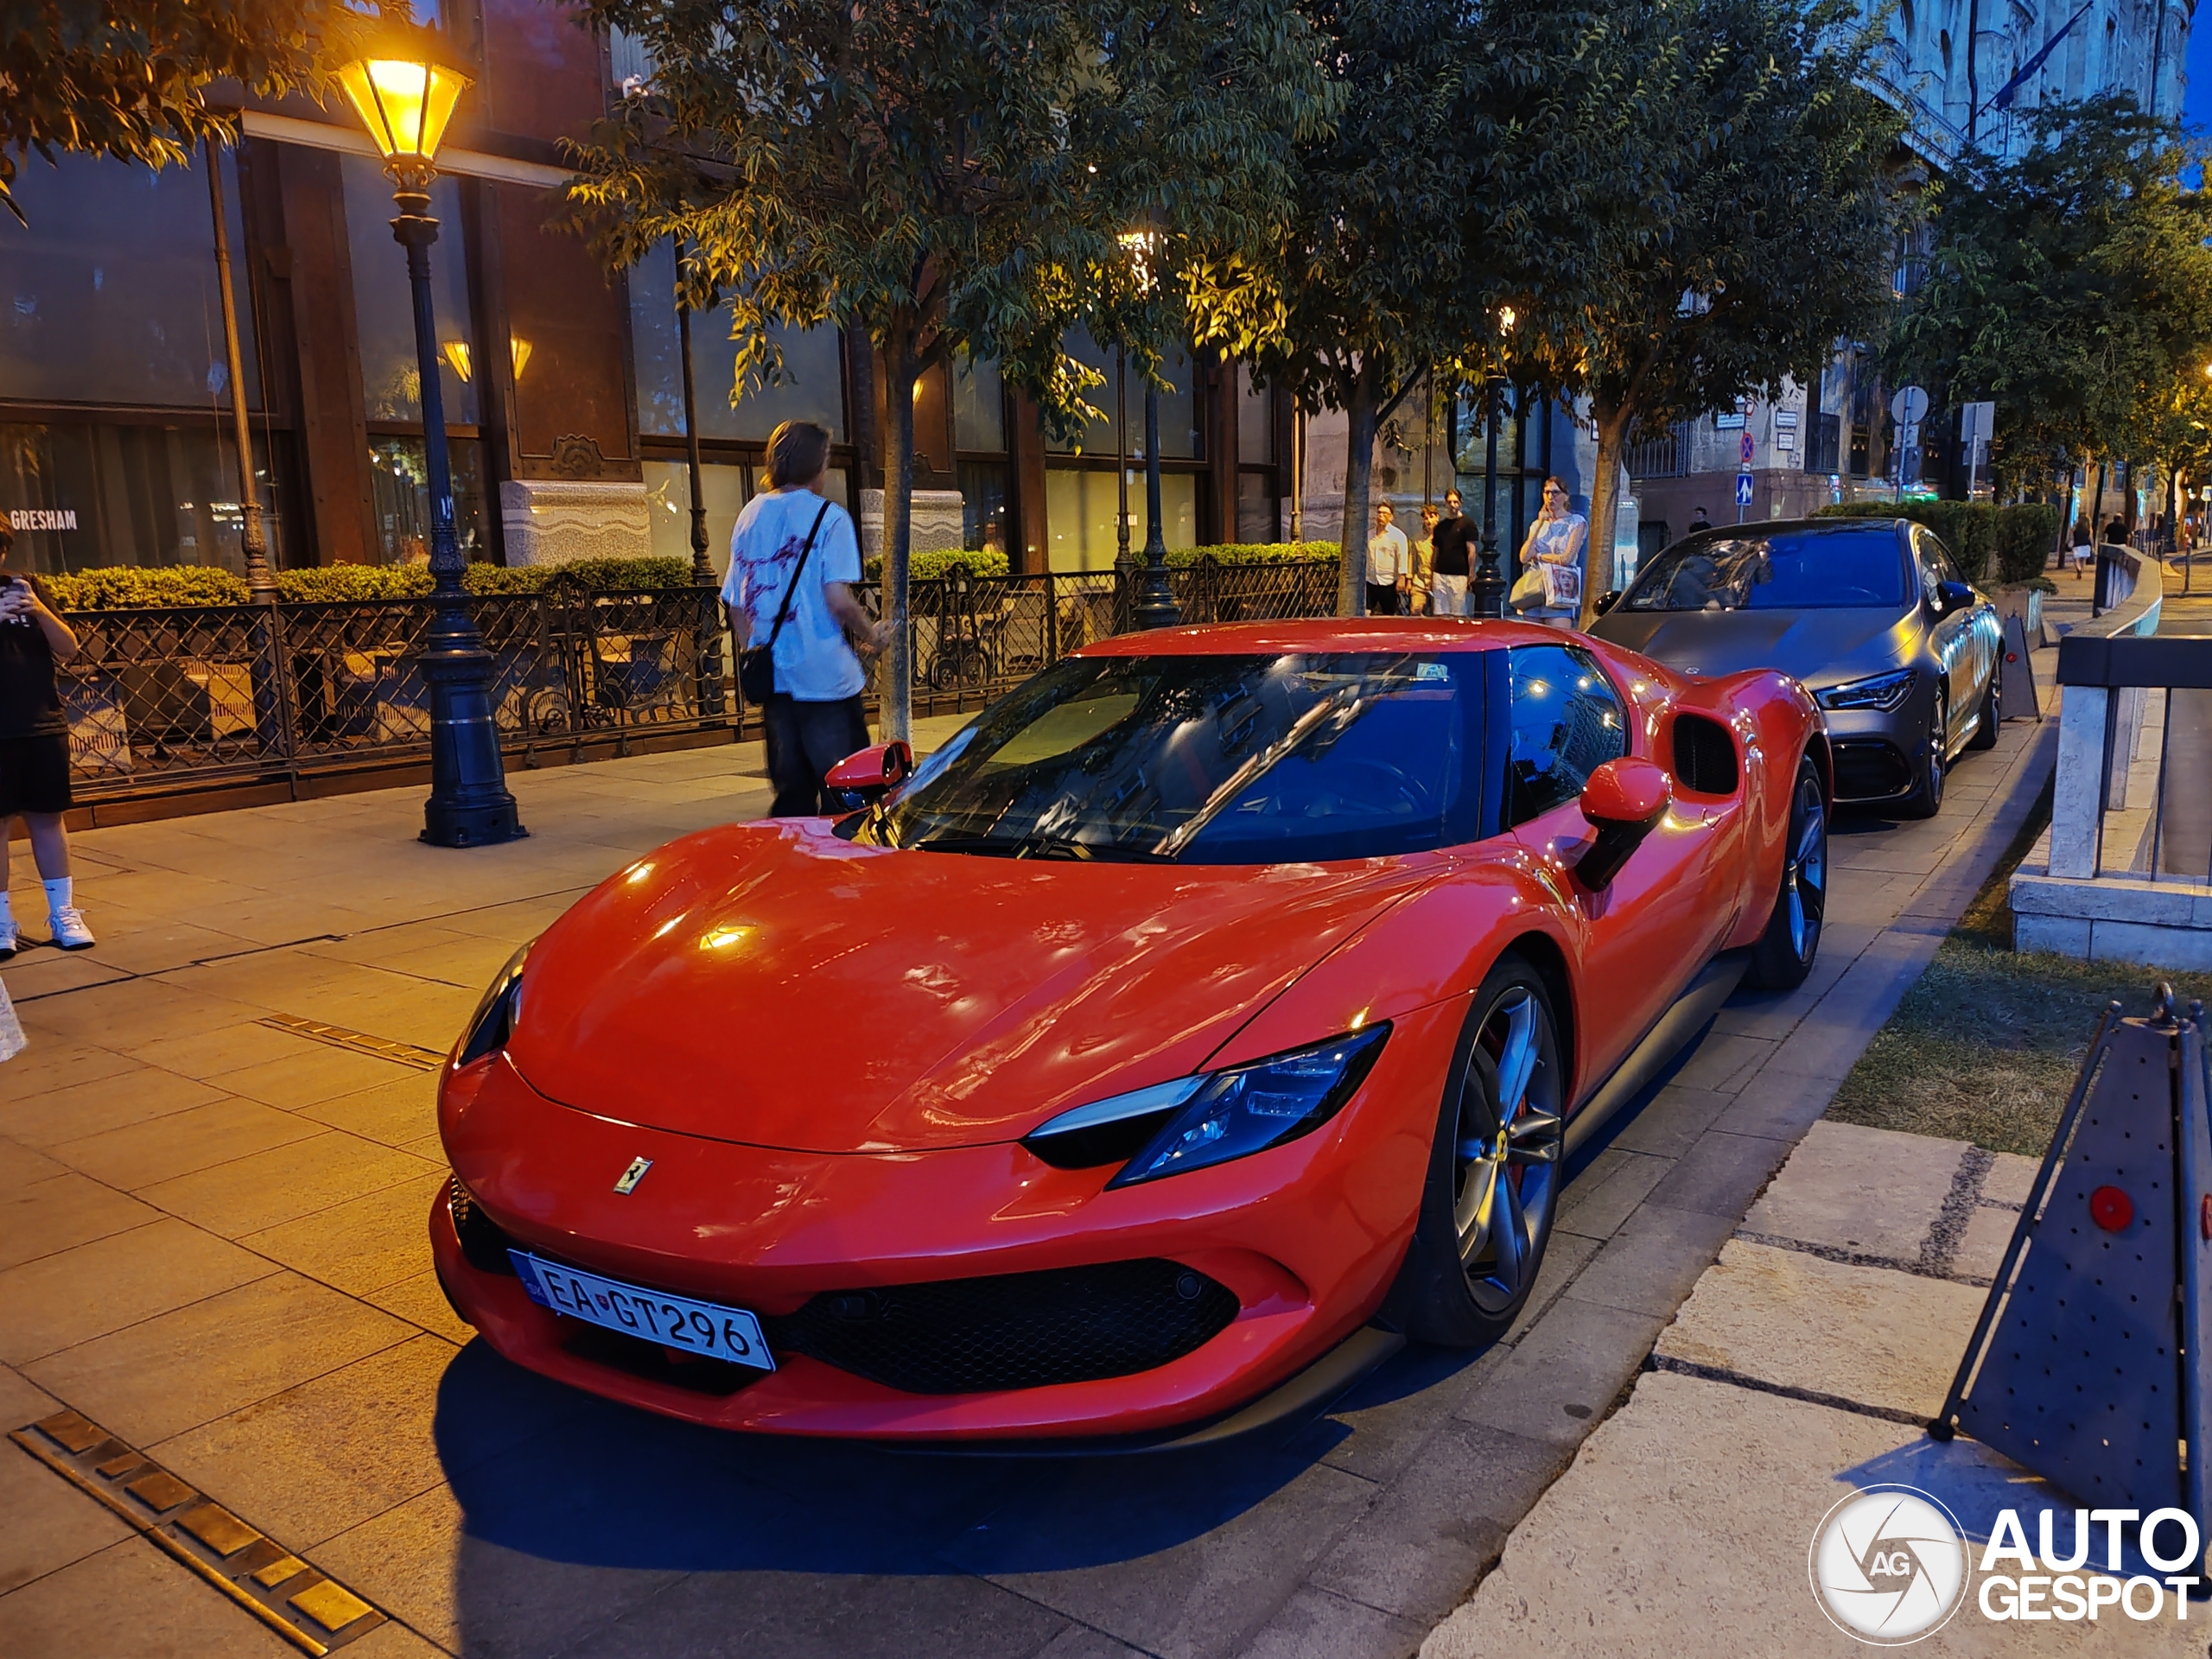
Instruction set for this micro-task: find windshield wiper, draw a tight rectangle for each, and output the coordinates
[908,832,1174,863]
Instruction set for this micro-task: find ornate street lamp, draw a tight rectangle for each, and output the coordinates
[672,240,726,718]
[1471,305,1517,620]
[1119,229,1181,631]
[338,45,524,847]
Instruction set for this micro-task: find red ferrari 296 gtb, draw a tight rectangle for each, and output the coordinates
[432,619,1827,1446]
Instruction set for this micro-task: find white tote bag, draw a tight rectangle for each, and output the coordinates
[0,976,22,1065]
[1540,562,1583,612]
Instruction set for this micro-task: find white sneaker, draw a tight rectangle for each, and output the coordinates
[48,907,94,950]
[0,918,16,960]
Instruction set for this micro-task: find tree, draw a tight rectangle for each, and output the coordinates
[569,0,1329,739]
[1889,98,2212,507]
[0,1,368,223]
[1560,0,1900,622]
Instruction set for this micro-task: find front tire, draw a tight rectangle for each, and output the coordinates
[1899,690,1947,819]
[1386,956,1566,1347]
[1967,655,2000,751]
[1745,755,1827,990]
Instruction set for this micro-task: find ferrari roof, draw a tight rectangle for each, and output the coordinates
[1074,616,1573,657]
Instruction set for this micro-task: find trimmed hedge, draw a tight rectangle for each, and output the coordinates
[1812,501,2059,587]
[45,556,702,610]
[864,541,1342,582]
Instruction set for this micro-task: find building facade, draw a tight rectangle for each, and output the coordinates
[0,3,1294,585]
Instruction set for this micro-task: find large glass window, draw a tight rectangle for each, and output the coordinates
[1043,332,1201,459]
[1237,365,1274,464]
[1045,468,1123,571]
[0,421,289,575]
[0,152,259,410]
[957,461,1007,555]
[366,436,488,565]
[863,651,1479,863]
[642,459,751,581]
[628,240,845,442]
[1507,645,1627,825]
[955,357,1006,452]
[343,157,478,425]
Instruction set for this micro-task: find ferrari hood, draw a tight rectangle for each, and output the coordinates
[1593,606,1911,684]
[504,820,1436,1154]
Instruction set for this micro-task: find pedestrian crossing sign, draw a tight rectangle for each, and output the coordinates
[1734,472,1753,507]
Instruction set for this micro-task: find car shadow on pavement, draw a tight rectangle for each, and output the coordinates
[430,1338,1340,1580]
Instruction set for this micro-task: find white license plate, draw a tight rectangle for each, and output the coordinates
[510,1250,775,1372]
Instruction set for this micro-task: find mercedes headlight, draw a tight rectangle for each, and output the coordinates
[1817,668,1917,713]
[454,942,530,1067]
[1021,1027,1390,1186]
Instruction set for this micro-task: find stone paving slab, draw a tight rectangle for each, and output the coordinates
[0,693,2061,1657]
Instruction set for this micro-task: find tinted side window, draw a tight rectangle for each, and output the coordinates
[1507,645,1628,825]
[1913,529,1959,595]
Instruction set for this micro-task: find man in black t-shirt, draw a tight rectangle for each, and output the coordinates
[0,527,94,957]
[1428,489,1476,616]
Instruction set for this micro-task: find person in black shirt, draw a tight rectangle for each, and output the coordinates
[1688,505,1713,536]
[1428,488,1476,615]
[0,527,93,957]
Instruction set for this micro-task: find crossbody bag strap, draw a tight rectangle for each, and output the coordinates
[761,501,834,654]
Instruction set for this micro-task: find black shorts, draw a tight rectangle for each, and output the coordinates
[0,733,73,817]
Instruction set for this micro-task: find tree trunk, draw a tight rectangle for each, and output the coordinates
[879,325,918,742]
[1581,399,1631,628]
[2091,458,2107,549]
[1337,363,1379,617]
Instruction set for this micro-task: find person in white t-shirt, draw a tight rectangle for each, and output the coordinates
[1367,503,1408,615]
[721,420,892,815]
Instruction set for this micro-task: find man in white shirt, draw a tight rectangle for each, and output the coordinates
[1367,502,1409,615]
[721,420,892,815]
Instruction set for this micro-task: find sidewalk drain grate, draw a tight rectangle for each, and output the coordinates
[258,1014,445,1071]
[10,1409,389,1655]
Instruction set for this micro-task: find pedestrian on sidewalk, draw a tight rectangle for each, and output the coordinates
[1366,502,1408,615]
[1408,505,1438,614]
[1429,489,1475,616]
[721,421,892,817]
[1517,477,1588,629]
[1687,505,1713,536]
[0,526,93,957]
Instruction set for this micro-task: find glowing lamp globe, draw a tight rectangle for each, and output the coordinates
[339,55,472,176]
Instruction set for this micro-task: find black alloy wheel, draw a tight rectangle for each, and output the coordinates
[1385,955,1566,1346]
[1967,652,2000,751]
[1901,690,1947,819]
[1745,754,1828,990]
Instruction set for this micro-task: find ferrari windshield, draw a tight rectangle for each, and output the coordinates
[1623,527,1910,612]
[859,652,1480,863]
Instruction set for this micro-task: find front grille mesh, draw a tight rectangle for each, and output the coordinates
[448,1177,517,1275]
[773,1258,1240,1395]
[1831,739,1910,801]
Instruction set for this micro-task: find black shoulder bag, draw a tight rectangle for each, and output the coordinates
[737,501,833,704]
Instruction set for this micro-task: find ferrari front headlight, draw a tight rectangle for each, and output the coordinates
[454,941,530,1067]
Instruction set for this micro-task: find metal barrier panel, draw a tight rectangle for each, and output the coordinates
[60,605,284,795]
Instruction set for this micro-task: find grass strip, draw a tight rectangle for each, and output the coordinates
[1826,779,2212,1154]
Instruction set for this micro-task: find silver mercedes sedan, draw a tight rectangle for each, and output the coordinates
[1588,518,2002,817]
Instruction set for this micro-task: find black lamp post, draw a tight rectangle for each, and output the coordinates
[339,48,524,847]
[674,244,726,719]
[1470,307,1517,620]
[1120,230,1181,630]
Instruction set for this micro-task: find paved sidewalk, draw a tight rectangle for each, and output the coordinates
[0,681,2056,1658]
[1421,1120,2202,1657]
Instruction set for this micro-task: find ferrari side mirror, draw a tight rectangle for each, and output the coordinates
[1593,590,1622,616]
[1576,756,1670,889]
[824,741,914,809]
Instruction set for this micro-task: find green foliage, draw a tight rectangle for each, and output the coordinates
[0,1,373,223]
[1166,542,1338,568]
[43,565,250,609]
[1994,505,2063,584]
[1812,500,2058,586]
[569,0,1334,734]
[1560,0,1902,622]
[50,556,697,609]
[1888,97,2212,488]
[864,549,1012,583]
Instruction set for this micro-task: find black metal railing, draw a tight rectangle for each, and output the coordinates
[59,558,1342,807]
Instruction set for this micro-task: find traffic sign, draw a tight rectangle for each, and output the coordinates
[1734,472,1754,507]
[1890,385,1929,425]
[1739,432,1756,464]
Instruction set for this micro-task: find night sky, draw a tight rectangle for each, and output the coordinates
[2186,11,2211,131]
